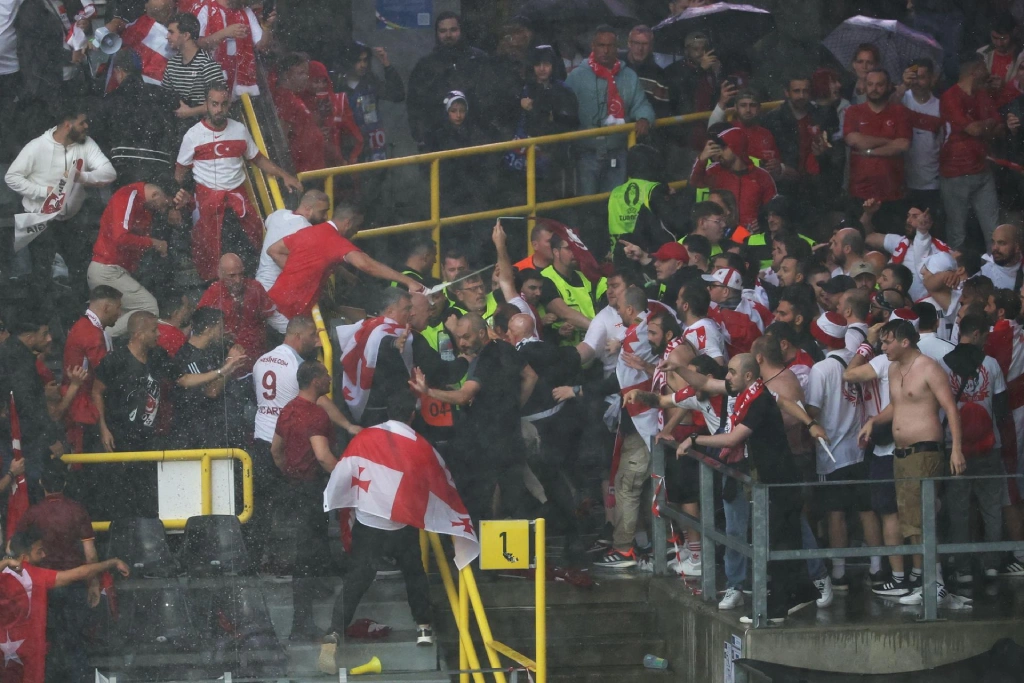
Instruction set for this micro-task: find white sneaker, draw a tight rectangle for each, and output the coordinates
[899,584,974,608]
[814,576,834,608]
[637,557,654,573]
[718,588,745,610]
[667,556,686,575]
[680,556,702,577]
[898,586,924,605]
[667,544,690,563]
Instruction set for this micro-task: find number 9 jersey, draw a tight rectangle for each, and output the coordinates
[252,342,305,443]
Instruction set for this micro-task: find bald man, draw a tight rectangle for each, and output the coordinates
[981,224,1024,291]
[198,253,276,373]
[829,227,867,278]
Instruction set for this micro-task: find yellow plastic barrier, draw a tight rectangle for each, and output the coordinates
[61,448,253,533]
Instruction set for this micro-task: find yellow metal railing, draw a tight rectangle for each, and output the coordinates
[297,104,781,277]
[423,519,546,683]
[240,93,285,213]
[61,448,254,533]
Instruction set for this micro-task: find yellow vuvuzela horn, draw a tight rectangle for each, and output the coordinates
[350,656,382,675]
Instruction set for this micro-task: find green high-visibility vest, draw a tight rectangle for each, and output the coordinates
[608,178,660,250]
[541,265,600,346]
[390,269,424,289]
[452,292,498,322]
[679,234,723,258]
[745,232,816,270]
[422,321,457,361]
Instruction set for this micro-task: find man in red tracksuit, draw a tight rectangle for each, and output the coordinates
[690,124,777,228]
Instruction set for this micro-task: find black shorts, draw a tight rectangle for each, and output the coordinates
[666,453,699,505]
[816,461,871,513]
[868,452,899,515]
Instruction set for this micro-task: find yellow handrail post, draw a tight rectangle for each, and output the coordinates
[627,127,637,148]
[526,144,536,256]
[459,570,470,683]
[240,94,285,210]
[311,305,333,399]
[535,518,546,683]
[461,568,507,683]
[420,529,430,573]
[325,176,335,219]
[430,159,441,278]
[427,533,486,683]
[200,454,213,515]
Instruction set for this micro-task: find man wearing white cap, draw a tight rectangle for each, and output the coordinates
[704,267,770,332]
[980,225,1024,292]
[917,252,962,342]
[804,311,883,592]
[843,308,921,595]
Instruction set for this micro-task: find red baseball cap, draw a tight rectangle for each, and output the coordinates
[652,242,690,263]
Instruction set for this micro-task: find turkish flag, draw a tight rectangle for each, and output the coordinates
[534,218,613,284]
[0,565,58,683]
[324,421,480,569]
[6,394,28,540]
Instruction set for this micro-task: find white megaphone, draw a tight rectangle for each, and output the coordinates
[90,27,122,55]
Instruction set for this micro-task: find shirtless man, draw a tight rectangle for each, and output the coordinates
[858,319,963,602]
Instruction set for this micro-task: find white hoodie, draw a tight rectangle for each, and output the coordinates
[4,128,116,218]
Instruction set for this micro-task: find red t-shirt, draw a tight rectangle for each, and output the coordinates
[274,396,334,482]
[17,494,94,571]
[689,160,778,226]
[843,101,913,201]
[268,222,361,318]
[991,51,1014,82]
[939,84,997,178]
[198,280,275,373]
[91,182,154,272]
[2,564,59,683]
[157,322,188,357]
[273,87,326,173]
[62,315,108,425]
[739,120,780,166]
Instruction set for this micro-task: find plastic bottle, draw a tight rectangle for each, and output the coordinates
[643,654,668,669]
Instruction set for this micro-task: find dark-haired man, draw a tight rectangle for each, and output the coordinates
[407,12,490,147]
[900,59,942,214]
[0,315,62,498]
[858,320,963,604]
[5,104,116,303]
[163,12,226,122]
[864,202,948,301]
[271,361,337,640]
[680,201,729,257]
[540,232,600,345]
[392,236,439,289]
[63,286,122,455]
[762,75,834,197]
[88,181,176,336]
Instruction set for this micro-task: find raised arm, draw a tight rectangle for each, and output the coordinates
[55,558,129,587]
[492,222,519,303]
[410,368,481,407]
[659,359,728,396]
[345,251,425,292]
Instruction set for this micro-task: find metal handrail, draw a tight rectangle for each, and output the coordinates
[651,442,1024,627]
[61,448,254,532]
[297,102,782,271]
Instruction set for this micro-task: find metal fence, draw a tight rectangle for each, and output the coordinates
[649,442,1024,626]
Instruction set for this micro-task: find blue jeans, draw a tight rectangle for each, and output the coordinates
[723,484,826,588]
[940,171,1000,251]
[576,147,627,196]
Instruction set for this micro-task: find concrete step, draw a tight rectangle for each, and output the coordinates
[549,666,676,682]
[437,603,657,638]
[284,631,439,674]
[437,634,666,669]
[462,575,651,608]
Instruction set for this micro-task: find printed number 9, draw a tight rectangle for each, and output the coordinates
[262,371,276,400]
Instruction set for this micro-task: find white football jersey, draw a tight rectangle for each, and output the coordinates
[177,118,258,191]
[252,343,304,442]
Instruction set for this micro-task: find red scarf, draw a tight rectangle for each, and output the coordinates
[587,53,624,120]
[719,379,764,463]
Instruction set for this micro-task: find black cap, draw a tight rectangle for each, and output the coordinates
[818,274,857,295]
[530,44,557,66]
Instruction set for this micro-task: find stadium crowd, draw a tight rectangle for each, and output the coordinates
[6,0,1024,679]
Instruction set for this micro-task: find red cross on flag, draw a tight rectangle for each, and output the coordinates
[324,420,479,569]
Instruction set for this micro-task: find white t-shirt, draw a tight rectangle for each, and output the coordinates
[683,317,727,361]
[883,232,942,301]
[866,354,893,457]
[946,355,1006,449]
[917,290,961,342]
[902,91,941,191]
[918,332,955,365]
[804,349,865,475]
[177,118,259,191]
[257,209,310,292]
[582,305,625,378]
[672,386,722,433]
[980,256,1023,291]
[508,295,541,331]
[0,0,25,75]
[845,322,869,354]
[252,342,304,442]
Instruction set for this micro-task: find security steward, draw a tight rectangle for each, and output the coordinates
[539,233,605,346]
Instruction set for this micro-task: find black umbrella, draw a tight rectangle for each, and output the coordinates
[653,3,774,55]
[518,0,639,31]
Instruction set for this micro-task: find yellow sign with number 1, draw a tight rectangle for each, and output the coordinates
[479,520,530,570]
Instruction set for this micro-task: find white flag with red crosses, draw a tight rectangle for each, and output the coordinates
[324,420,479,569]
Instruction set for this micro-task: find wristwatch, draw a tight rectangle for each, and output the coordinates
[865,148,872,156]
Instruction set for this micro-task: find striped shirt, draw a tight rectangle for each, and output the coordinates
[162,49,224,107]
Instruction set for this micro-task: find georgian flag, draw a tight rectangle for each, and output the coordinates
[6,393,28,539]
[121,15,173,85]
[616,310,660,449]
[324,421,480,569]
[336,317,413,423]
